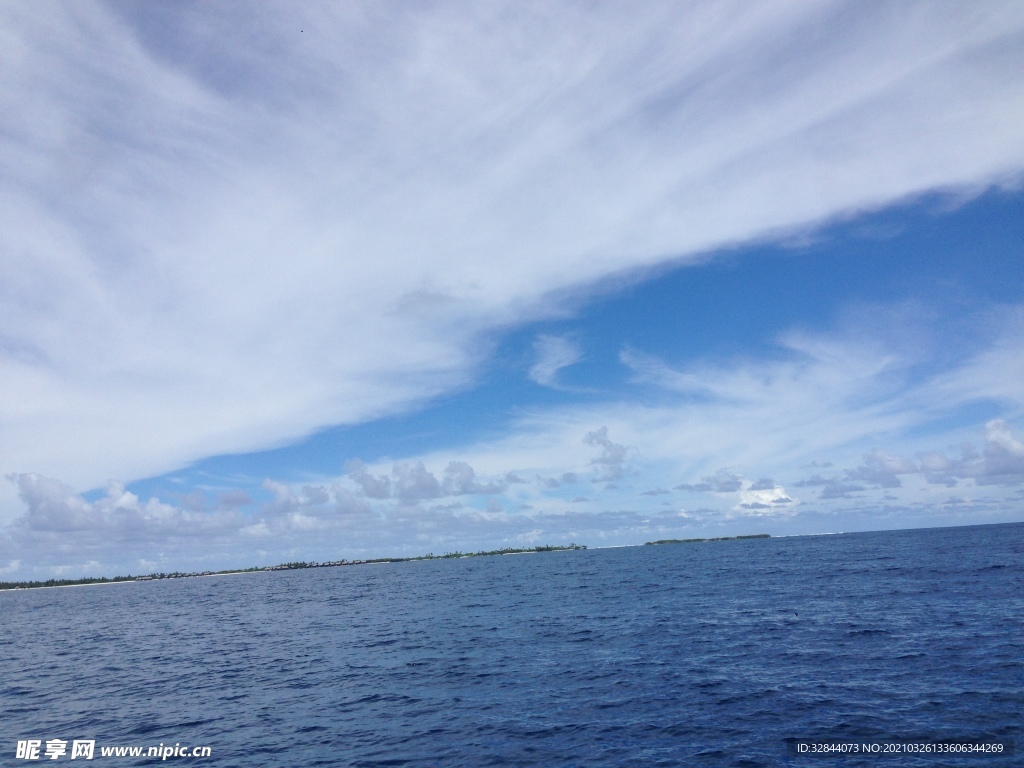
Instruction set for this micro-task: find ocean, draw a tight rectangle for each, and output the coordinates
[2,523,1022,766]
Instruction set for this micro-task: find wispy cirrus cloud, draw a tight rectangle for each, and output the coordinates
[2,1,1024,528]
[529,335,583,387]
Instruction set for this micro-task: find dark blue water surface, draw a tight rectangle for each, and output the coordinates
[3,523,1022,767]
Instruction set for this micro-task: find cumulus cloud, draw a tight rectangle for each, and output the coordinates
[584,427,628,481]
[392,462,444,503]
[737,480,794,510]
[917,450,963,487]
[794,452,916,499]
[846,449,918,488]
[786,421,1024,500]
[3,1,1024,522]
[258,480,369,525]
[344,459,393,499]
[979,419,1024,483]
[1,470,385,576]
[8,473,241,537]
[442,461,507,495]
[915,419,1024,486]
[345,459,508,502]
[5,414,1023,577]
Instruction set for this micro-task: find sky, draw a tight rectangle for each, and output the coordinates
[2,1,1023,579]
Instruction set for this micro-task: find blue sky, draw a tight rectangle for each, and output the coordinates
[2,2,1023,578]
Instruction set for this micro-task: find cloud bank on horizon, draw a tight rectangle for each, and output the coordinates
[2,1,1023,576]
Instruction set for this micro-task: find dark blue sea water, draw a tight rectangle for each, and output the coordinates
[2,523,1022,767]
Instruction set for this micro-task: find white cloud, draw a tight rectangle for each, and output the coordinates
[846,450,919,489]
[344,459,394,499]
[5,408,1023,579]
[677,470,745,494]
[370,309,1024,508]
[913,419,1024,486]
[392,462,444,503]
[984,418,1024,459]
[1,1,1024,525]
[583,427,629,482]
[528,335,582,387]
[7,473,242,538]
[442,461,507,496]
[736,486,795,514]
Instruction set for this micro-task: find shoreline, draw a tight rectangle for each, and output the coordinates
[0,544,589,592]
[0,570,267,592]
[13,521,1020,591]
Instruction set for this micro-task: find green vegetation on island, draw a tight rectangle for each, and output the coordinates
[264,544,586,569]
[644,534,770,545]
[0,545,587,590]
[0,566,267,591]
[0,574,139,590]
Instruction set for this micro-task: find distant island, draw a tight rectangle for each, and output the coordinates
[2,538,777,590]
[0,543,587,591]
[644,534,770,545]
